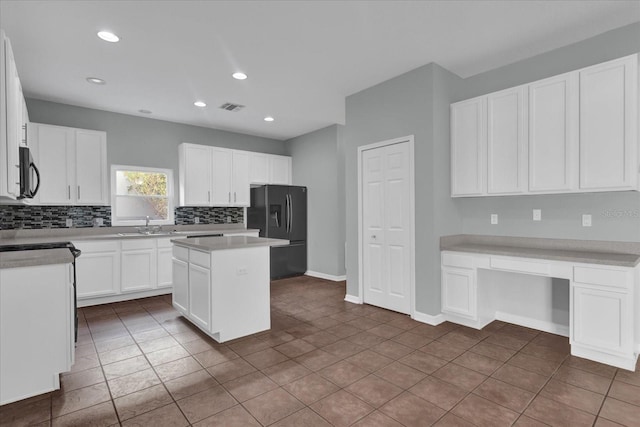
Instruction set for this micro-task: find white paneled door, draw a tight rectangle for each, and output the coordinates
[361,140,413,314]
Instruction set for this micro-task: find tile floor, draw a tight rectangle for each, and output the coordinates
[1,275,639,426]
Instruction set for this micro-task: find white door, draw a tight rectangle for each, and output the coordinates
[75,130,107,205]
[579,55,637,190]
[269,155,291,185]
[249,152,269,184]
[361,141,412,314]
[441,267,476,319]
[36,124,74,204]
[528,72,578,192]
[211,148,232,205]
[172,258,189,315]
[487,86,527,194]
[181,144,212,206]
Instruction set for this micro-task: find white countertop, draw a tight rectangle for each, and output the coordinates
[0,248,74,269]
[173,235,289,252]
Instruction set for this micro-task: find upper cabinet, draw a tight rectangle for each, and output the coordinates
[451,54,638,197]
[0,30,28,200]
[28,123,108,205]
[179,143,289,207]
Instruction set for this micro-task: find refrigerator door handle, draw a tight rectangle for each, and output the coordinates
[285,194,289,233]
[289,194,293,234]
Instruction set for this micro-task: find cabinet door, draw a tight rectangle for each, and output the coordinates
[529,73,578,193]
[232,150,250,206]
[441,266,476,319]
[572,285,632,355]
[121,240,156,293]
[451,97,486,196]
[172,258,189,315]
[249,152,269,184]
[487,86,527,194]
[3,38,20,198]
[35,124,74,204]
[180,144,212,206]
[211,148,232,205]
[75,130,107,205]
[157,246,173,288]
[269,155,292,185]
[579,55,638,190]
[74,242,120,298]
[188,263,211,330]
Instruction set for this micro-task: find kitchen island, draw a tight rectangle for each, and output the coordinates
[171,235,288,342]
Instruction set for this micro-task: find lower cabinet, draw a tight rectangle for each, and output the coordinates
[172,255,189,315]
[121,240,156,293]
[157,238,174,288]
[441,266,476,319]
[188,263,211,330]
[74,241,120,299]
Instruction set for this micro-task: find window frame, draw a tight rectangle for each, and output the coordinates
[110,164,175,226]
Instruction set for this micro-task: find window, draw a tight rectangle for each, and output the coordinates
[111,165,174,225]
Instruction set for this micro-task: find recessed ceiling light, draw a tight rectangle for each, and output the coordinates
[138,109,152,114]
[97,31,120,43]
[232,72,248,80]
[264,116,274,122]
[86,77,106,85]
[194,101,207,107]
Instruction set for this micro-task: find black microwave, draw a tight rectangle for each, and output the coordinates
[18,146,40,199]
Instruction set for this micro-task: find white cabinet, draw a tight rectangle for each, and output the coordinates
[29,123,108,205]
[0,30,28,200]
[442,267,477,319]
[579,55,638,191]
[157,238,174,288]
[451,97,486,196]
[172,246,189,315]
[74,241,120,298]
[179,143,252,207]
[528,72,578,192]
[269,154,292,185]
[188,263,211,330]
[1,262,74,405]
[486,86,527,195]
[451,54,639,197]
[249,152,269,184]
[120,239,156,293]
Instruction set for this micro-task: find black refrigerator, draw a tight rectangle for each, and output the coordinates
[248,185,307,279]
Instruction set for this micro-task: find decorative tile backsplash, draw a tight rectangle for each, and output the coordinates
[174,206,244,225]
[0,205,243,229]
[0,205,112,229]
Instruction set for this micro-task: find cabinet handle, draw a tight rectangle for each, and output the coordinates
[207,191,210,202]
[234,192,236,202]
[68,185,71,200]
[77,186,80,199]
[228,192,231,203]
[23,124,27,146]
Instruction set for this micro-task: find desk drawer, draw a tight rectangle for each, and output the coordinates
[490,257,551,276]
[573,266,630,289]
[189,249,211,269]
[442,253,475,269]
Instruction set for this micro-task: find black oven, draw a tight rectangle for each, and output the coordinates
[18,146,40,199]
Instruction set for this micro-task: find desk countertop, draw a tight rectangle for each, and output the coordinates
[441,235,640,267]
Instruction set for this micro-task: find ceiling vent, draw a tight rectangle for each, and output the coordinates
[219,102,245,112]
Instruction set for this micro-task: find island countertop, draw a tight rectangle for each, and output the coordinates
[172,235,289,252]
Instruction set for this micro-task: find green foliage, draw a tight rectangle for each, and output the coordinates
[123,171,167,219]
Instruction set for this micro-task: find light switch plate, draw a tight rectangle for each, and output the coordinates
[65,218,73,227]
[491,214,498,225]
[533,209,541,221]
[227,216,232,223]
[582,214,592,227]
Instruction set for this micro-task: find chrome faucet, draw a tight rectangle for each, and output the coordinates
[145,216,150,228]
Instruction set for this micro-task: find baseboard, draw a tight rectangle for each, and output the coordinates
[78,288,172,308]
[306,271,347,282]
[344,294,362,304]
[495,311,569,337]
[412,311,445,326]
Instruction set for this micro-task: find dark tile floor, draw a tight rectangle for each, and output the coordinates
[1,275,639,426]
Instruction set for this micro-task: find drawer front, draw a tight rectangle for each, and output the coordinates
[189,249,211,269]
[573,266,630,289]
[72,240,119,253]
[442,252,475,269]
[172,245,189,262]
[121,239,156,251]
[490,257,551,276]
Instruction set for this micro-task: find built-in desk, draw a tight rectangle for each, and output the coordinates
[440,235,640,371]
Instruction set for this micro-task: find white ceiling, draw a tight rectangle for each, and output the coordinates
[1,1,638,141]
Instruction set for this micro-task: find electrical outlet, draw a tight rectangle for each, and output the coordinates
[65,218,73,227]
[194,217,200,224]
[533,209,542,221]
[490,214,498,225]
[582,214,592,227]
[94,218,104,226]
[227,216,232,223]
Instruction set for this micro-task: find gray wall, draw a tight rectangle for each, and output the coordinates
[455,22,640,243]
[25,98,287,205]
[286,125,345,277]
